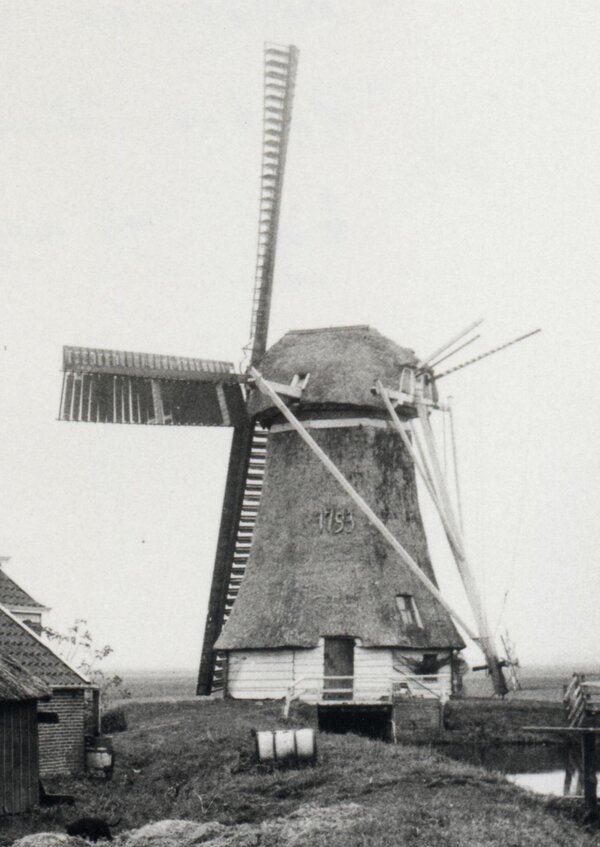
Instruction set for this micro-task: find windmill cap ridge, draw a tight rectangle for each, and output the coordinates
[249,325,419,416]
[286,324,372,335]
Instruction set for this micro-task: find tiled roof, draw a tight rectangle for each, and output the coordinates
[0,605,88,688]
[0,569,46,610]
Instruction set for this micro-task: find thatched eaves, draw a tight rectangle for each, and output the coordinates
[248,326,418,419]
[0,651,50,702]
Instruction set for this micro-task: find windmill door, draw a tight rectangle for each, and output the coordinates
[323,637,354,701]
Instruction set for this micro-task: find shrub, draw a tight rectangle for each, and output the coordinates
[102,706,128,734]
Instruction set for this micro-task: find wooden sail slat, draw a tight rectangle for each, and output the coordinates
[246,44,298,367]
[59,369,247,428]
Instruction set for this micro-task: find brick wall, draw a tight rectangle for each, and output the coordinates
[38,688,86,776]
[393,699,443,740]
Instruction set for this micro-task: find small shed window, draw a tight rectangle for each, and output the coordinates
[396,594,423,628]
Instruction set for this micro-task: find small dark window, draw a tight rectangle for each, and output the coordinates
[396,595,422,628]
[420,653,439,674]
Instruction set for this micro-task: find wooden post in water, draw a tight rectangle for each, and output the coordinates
[581,732,598,821]
[524,726,599,822]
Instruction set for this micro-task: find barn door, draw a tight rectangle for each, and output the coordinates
[323,637,354,701]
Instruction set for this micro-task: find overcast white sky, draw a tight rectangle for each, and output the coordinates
[1,1,599,672]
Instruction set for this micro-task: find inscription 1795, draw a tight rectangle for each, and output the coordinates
[316,507,355,534]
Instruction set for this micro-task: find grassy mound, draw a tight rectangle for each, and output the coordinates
[0,699,594,846]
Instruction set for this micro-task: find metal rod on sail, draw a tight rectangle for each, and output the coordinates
[448,397,464,533]
[377,383,465,561]
[378,386,502,682]
[415,398,508,696]
[428,334,481,371]
[420,319,484,368]
[435,329,541,381]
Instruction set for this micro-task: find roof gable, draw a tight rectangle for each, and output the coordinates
[0,604,89,688]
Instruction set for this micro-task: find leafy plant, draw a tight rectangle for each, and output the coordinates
[42,618,131,706]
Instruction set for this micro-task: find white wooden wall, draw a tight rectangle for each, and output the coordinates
[227,644,323,700]
[226,643,453,701]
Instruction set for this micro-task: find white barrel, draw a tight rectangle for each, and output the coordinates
[274,730,295,761]
[85,748,113,772]
[295,728,315,759]
[255,728,316,765]
[255,730,276,762]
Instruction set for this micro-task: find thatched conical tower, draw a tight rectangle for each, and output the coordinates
[215,326,465,702]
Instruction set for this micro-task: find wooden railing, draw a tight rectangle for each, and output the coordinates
[563,674,600,727]
[283,673,446,718]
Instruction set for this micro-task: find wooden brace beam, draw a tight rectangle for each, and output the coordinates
[250,367,478,641]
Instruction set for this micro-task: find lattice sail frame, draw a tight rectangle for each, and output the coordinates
[246,44,299,367]
[59,346,246,427]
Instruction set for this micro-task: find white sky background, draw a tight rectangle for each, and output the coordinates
[1,0,599,671]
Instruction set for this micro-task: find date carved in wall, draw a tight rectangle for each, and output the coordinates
[316,507,355,534]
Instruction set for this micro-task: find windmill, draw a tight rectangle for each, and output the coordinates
[58,44,536,700]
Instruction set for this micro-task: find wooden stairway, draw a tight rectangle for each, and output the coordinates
[198,422,268,694]
[564,673,600,727]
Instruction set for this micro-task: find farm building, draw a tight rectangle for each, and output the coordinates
[214,327,466,705]
[0,556,49,633]
[0,652,50,814]
[0,603,91,775]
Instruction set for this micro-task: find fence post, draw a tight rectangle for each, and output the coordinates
[581,732,598,821]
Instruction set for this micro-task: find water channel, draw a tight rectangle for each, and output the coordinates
[442,742,598,798]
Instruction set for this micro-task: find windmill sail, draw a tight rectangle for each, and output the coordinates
[246,44,299,366]
[198,44,299,694]
[60,346,246,427]
[197,422,268,694]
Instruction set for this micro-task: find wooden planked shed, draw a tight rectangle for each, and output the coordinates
[0,604,92,776]
[0,652,50,815]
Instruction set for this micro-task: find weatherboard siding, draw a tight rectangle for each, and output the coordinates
[294,642,324,688]
[226,644,452,701]
[227,647,325,699]
[227,650,294,699]
[0,701,39,814]
[353,646,393,699]
[38,689,85,775]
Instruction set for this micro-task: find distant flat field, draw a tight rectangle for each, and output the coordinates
[114,668,198,701]
[111,664,600,703]
[464,664,600,701]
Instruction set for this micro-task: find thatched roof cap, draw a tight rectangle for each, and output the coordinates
[248,326,418,417]
[0,651,51,702]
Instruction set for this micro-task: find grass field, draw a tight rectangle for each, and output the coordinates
[1,696,598,846]
[112,662,600,704]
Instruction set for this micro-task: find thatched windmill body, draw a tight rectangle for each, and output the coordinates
[58,44,516,700]
[214,325,468,703]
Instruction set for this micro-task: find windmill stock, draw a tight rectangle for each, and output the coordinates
[57,44,536,700]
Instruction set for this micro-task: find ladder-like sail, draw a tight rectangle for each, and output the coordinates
[197,423,268,694]
[246,44,299,366]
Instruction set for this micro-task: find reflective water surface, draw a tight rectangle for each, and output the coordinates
[442,742,598,797]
